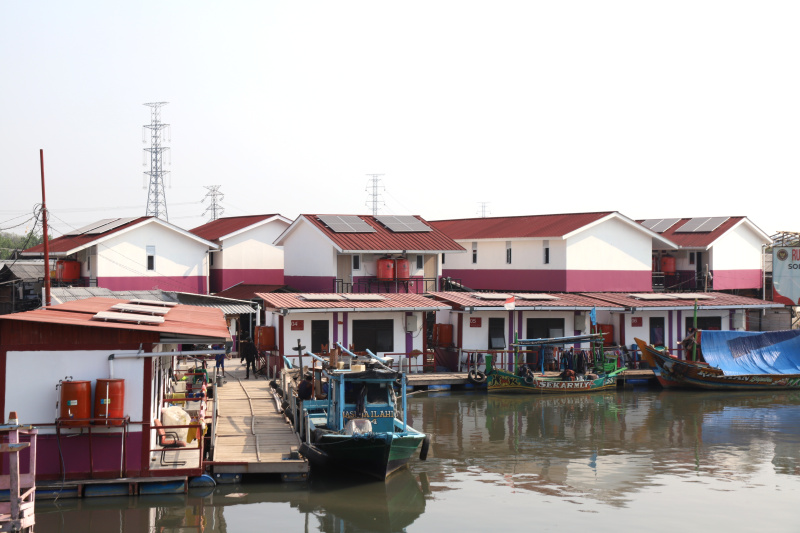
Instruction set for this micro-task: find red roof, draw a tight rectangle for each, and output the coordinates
[638,217,746,249]
[579,292,782,309]
[294,215,465,253]
[0,297,231,339]
[214,284,287,300]
[430,212,616,240]
[190,215,282,241]
[427,291,622,310]
[25,217,150,255]
[256,292,450,311]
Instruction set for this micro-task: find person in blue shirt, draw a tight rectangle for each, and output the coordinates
[213,344,227,377]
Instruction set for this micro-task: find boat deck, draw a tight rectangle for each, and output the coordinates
[211,364,308,479]
[407,369,656,388]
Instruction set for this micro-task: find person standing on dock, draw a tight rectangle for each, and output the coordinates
[240,337,258,379]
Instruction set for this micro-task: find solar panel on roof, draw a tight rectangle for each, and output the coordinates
[374,215,432,233]
[92,311,165,325]
[642,218,682,233]
[673,293,716,300]
[84,217,139,235]
[341,294,387,301]
[513,293,560,301]
[694,217,729,232]
[299,294,346,301]
[112,303,171,315]
[65,219,118,236]
[129,299,177,307]
[471,292,512,300]
[628,293,678,300]
[674,217,730,233]
[317,215,376,233]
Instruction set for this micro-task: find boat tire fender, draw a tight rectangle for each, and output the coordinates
[524,373,534,385]
[467,369,486,384]
[299,442,329,466]
[419,434,431,461]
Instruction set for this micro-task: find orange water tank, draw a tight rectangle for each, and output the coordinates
[56,260,81,282]
[256,326,276,350]
[94,379,125,426]
[661,255,676,273]
[395,258,411,280]
[377,258,395,281]
[60,380,92,426]
[433,324,453,346]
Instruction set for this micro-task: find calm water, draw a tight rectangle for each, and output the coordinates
[36,389,800,532]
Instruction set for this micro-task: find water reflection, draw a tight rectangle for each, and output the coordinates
[36,468,426,533]
[410,390,800,506]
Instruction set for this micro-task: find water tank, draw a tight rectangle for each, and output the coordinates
[661,255,676,273]
[94,379,125,426]
[377,258,395,281]
[395,258,411,280]
[59,380,92,426]
[56,260,81,282]
[433,324,453,346]
[598,324,614,347]
[256,326,276,351]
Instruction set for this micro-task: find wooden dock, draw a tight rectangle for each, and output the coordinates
[211,364,308,480]
[406,369,657,389]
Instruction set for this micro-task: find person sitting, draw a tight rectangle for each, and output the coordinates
[297,372,314,401]
[559,369,576,381]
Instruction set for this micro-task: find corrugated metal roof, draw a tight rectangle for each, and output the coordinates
[213,284,289,300]
[427,291,623,310]
[24,217,151,255]
[430,212,616,240]
[0,263,46,281]
[189,214,281,241]
[168,291,256,315]
[256,292,450,311]
[290,215,466,253]
[580,292,783,309]
[0,297,231,340]
[50,288,255,315]
[637,216,747,249]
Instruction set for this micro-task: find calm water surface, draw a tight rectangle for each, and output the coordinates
[37,389,800,532]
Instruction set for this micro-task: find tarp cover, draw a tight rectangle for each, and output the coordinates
[701,330,800,375]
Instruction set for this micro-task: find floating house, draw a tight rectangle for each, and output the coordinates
[22,217,217,294]
[640,216,771,292]
[0,297,230,486]
[275,215,465,293]
[189,214,292,294]
[255,292,450,372]
[430,212,677,293]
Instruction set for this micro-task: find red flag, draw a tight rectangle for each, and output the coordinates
[504,296,515,310]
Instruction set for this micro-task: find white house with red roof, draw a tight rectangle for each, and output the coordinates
[431,212,677,293]
[274,215,465,293]
[640,216,771,292]
[189,214,292,293]
[255,292,450,372]
[22,217,217,294]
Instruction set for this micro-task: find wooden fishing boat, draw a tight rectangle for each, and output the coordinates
[279,344,429,481]
[634,332,800,391]
[484,333,626,394]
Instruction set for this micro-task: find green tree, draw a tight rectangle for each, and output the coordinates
[0,230,44,261]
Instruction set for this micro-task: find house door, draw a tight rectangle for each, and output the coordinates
[337,255,352,289]
[650,317,665,346]
[526,318,565,339]
[311,320,330,353]
[488,318,506,349]
[424,255,437,291]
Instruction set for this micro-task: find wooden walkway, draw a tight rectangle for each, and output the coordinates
[407,369,656,388]
[211,363,307,478]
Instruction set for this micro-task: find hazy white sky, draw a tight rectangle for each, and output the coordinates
[2,1,799,238]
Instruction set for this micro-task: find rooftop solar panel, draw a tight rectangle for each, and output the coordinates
[84,217,139,235]
[92,311,165,325]
[374,215,432,233]
[64,219,118,236]
[471,292,513,300]
[674,217,729,233]
[112,303,171,315]
[317,215,376,233]
[628,293,678,300]
[341,294,387,301]
[299,294,346,301]
[513,293,561,300]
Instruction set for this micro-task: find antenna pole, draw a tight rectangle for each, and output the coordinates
[40,149,51,307]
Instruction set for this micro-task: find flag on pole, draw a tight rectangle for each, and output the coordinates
[590,307,597,326]
[504,296,516,310]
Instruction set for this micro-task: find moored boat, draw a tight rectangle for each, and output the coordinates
[635,331,800,391]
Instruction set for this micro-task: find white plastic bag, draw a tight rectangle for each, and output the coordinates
[161,405,191,442]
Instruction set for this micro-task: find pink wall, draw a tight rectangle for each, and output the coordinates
[34,432,143,480]
[210,268,285,293]
[442,269,651,292]
[97,276,206,294]
[711,269,763,291]
[284,275,337,292]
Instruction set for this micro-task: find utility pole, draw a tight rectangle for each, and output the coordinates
[365,174,384,216]
[202,185,225,221]
[143,102,170,221]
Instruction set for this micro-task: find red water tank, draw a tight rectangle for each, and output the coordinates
[59,380,92,426]
[94,379,125,426]
[433,324,453,346]
[56,260,81,282]
[661,255,676,273]
[256,326,276,350]
[395,258,411,280]
[377,258,395,281]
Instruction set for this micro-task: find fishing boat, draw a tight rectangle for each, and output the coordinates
[634,330,800,391]
[278,343,430,481]
[483,333,626,394]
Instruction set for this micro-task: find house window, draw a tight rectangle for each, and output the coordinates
[209,253,214,267]
[352,319,394,352]
[472,242,478,264]
[506,241,512,264]
[352,254,361,271]
[543,240,550,265]
[442,253,445,265]
[146,246,155,271]
[689,252,695,265]
[488,318,505,349]
[416,255,423,270]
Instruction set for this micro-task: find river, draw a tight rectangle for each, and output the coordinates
[35,388,800,532]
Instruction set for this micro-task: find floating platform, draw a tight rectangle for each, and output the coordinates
[406,369,657,390]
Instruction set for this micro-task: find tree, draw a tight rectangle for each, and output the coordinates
[0,230,44,261]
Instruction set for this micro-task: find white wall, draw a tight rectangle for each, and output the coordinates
[283,221,337,277]
[566,217,651,271]
[98,223,208,278]
[710,223,765,271]
[221,219,289,270]
[444,238,568,270]
[5,350,144,434]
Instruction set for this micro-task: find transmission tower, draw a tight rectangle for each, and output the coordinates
[202,185,225,221]
[365,174,385,216]
[143,102,171,221]
[478,202,491,218]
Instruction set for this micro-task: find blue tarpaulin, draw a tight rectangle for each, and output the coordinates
[701,330,800,375]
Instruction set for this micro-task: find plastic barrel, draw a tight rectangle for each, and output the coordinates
[60,380,92,426]
[94,379,125,426]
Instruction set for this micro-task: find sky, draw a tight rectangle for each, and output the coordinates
[2,1,799,239]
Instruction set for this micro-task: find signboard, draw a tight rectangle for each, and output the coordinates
[290,320,304,331]
[773,247,800,305]
[631,317,643,327]
[469,317,482,327]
